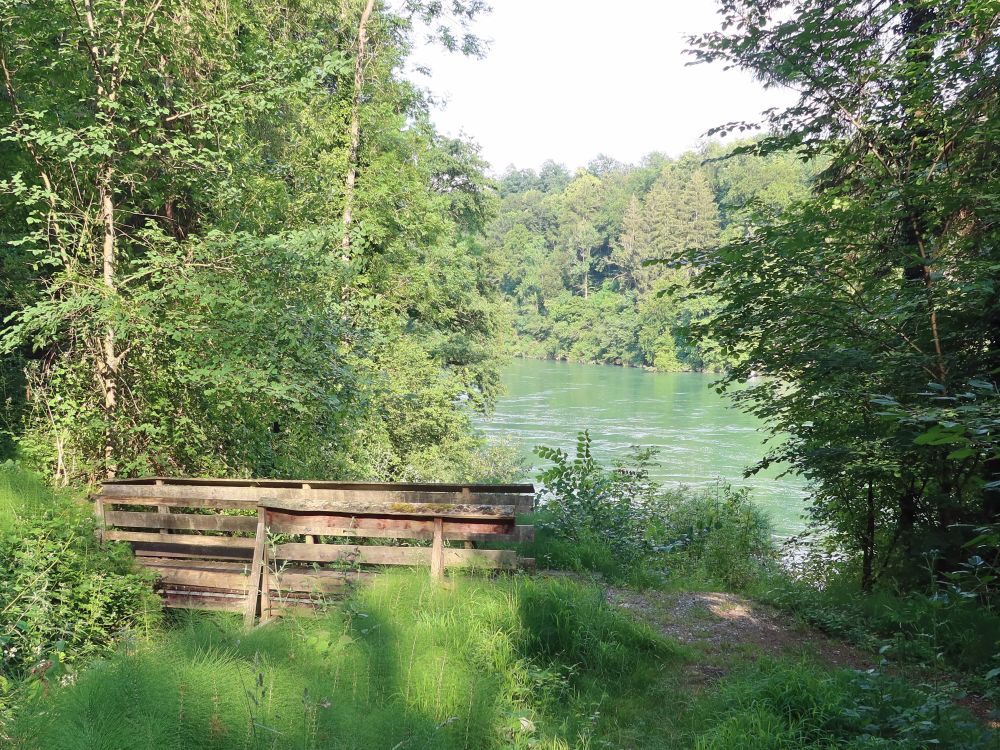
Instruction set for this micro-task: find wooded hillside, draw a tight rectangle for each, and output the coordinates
[487,144,818,370]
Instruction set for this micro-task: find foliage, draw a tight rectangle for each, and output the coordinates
[0,465,160,725]
[756,567,1000,674]
[490,142,816,370]
[0,0,508,484]
[696,658,994,750]
[529,431,775,588]
[660,485,775,590]
[686,0,1000,591]
[533,431,664,569]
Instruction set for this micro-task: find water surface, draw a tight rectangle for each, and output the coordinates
[475,358,808,535]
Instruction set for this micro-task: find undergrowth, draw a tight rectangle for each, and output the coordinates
[755,572,1000,676]
[9,572,691,750]
[0,464,161,731]
[521,432,775,589]
[695,658,995,749]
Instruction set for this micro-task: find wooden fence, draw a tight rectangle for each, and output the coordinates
[96,478,535,627]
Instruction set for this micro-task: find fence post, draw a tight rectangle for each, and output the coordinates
[243,504,268,629]
[93,491,105,544]
[430,516,444,580]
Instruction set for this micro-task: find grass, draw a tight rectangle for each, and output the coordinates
[753,572,1000,674]
[693,658,995,749]
[0,462,66,533]
[8,572,696,750]
[9,570,997,749]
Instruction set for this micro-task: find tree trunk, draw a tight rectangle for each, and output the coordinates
[99,169,119,479]
[861,478,876,592]
[341,0,376,262]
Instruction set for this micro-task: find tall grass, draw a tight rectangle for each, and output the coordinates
[9,572,690,750]
[0,462,62,533]
[694,659,996,749]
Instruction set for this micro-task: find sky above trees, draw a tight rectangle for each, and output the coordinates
[408,0,795,172]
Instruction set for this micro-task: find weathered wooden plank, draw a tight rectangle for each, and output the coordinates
[265,511,512,538]
[147,566,249,592]
[443,548,518,569]
[260,543,272,622]
[269,569,372,594]
[102,483,529,510]
[93,495,105,543]
[243,510,268,629]
[444,525,534,544]
[132,544,254,561]
[274,543,518,569]
[155,479,169,535]
[105,530,256,548]
[103,496,257,510]
[106,510,258,533]
[275,543,429,565]
[263,498,518,519]
[162,589,246,612]
[104,477,535,495]
[133,557,252,573]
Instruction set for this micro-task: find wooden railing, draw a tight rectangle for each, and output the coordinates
[97,478,535,627]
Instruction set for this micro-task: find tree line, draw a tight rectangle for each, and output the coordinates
[486,144,818,370]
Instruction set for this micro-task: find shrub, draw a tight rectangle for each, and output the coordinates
[531,432,776,589]
[659,485,775,589]
[0,466,160,691]
[533,431,666,569]
[756,572,1000,673]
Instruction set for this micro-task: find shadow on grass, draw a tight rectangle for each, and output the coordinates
[8,571,688,750]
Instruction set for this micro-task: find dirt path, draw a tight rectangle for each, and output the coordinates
[604,586,998,727]
[605,587,871,669]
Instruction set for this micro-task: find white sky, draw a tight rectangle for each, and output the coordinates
[408,0,795,174]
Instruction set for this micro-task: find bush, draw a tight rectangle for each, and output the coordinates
[0,466,160,702]
[530,432,776,589]
[756,572,1000,673]
[659,485,775,589]
[533,432,661,569]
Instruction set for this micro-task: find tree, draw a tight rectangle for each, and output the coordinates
[557,172,605,298]
[689,0,1000,588]
[0,0,506,485]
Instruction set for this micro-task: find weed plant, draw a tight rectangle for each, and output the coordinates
[525,433,775,589]
[0,464,160,731]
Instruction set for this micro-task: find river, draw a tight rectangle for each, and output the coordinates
[474,358,809,536]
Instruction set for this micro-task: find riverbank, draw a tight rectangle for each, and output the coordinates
[2,465,996,747]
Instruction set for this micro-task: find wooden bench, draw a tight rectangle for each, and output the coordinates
[96,478,535,626]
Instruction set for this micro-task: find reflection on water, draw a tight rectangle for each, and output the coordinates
[474,358,809,536]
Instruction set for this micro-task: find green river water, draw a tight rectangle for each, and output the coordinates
[474,358,808,536]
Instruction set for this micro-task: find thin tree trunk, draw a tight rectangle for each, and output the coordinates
[341,0,376,262]
[99,170,119,479]
[861,478,876,592]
